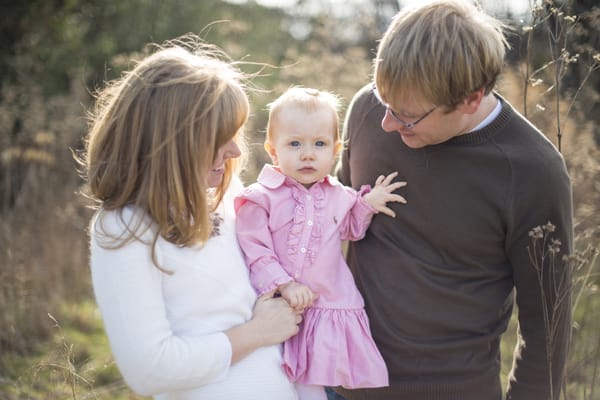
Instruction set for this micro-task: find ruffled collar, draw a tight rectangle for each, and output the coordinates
[257,164,334,191]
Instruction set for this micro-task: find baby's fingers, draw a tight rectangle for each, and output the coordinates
[386,181,407,192]
[387,193,407,204]
[380,171,399,185]
[302,290,317,308]
[287,295,299,308]
[378,206,396,218]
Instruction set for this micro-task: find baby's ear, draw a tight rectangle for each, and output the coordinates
[264,141,278,164]
[334,141,343,156]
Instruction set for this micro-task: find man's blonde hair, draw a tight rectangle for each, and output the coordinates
[375,0,508,109]
[266,87,340,143]
[84,36,249,260]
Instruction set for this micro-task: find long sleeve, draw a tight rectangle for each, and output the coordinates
[505,150,573,400]
[90,177,297,400]
[90,221,231,396]
[334,88,574,400]
[235,200,293,295]
[337,185,376,242]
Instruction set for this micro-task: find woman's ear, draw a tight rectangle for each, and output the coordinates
[264,141,278,165]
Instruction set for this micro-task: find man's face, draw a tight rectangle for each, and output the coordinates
[375,87,483,148]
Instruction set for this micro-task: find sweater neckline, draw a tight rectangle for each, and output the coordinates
[433,94,513,148]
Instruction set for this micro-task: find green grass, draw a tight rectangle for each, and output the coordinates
[500,306,519,390]
[2,290,597,399]
[0,300,148,400]
[1,297,520,400]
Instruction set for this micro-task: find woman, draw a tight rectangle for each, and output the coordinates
[82,36,300,399]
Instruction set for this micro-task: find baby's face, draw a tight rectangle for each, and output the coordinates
[267,107,339,188]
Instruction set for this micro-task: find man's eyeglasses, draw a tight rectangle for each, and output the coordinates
[371,84,436,129]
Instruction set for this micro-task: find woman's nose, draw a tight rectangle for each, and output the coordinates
[226,140,241,159]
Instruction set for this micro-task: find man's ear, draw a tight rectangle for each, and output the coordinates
[458,88,485,114]
[264,141,278,164]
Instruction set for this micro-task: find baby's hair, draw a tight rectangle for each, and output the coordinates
[265,87,341,143]
[82,34,250,269]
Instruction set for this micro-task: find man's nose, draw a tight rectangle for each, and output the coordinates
[381,111,400,133]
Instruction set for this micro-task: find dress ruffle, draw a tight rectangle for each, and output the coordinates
[235,166,389,389]
[282,307,389,388]
[288,185,325,264]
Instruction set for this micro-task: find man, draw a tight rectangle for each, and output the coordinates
[334,1,573,399]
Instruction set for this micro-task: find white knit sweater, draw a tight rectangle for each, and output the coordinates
[90,178,297,400]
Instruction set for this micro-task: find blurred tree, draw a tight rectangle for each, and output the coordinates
[510,0,599,145]
[0,0,295,96]
[0,0,297,209]
[566,0,600,142]
[375,0,400,33]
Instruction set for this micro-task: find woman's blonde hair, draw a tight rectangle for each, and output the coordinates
[83,36,249,263]
[375,0,509,109]
[265,87,340,143]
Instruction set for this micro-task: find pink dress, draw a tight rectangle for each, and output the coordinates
[234,165,389,388]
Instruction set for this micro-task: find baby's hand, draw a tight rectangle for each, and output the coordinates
[363,171,407,218]
[279,281,316,311]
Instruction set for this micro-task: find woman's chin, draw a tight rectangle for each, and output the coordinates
[207,170,225,188]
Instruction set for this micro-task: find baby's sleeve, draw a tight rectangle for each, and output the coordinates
[234,188,293,295]
[339,184,376,241]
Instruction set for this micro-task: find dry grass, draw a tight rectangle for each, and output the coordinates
[0,80,92,361]
[498,66,600,400]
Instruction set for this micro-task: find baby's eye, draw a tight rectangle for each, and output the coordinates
[315,140,326,147]
[289,140,301,147]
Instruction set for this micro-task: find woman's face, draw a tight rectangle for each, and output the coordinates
[207,138,241,188]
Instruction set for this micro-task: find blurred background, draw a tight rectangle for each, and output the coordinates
[0,0,598,398]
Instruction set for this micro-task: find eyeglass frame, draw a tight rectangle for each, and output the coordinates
[371,84,436,129]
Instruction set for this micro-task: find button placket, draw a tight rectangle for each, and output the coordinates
[295,193,315,278]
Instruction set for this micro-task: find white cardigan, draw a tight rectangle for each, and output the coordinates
[90,179,297,400]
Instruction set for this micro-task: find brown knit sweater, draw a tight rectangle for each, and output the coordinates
[335,84,573,400]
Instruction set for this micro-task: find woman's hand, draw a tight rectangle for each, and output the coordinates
[225,290,301,364]
[252,291,303,342]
